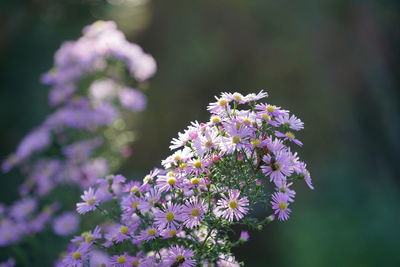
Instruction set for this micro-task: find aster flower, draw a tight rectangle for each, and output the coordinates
[162,147,194,169]
[52,212,79,236]
[114,225,134,243]
[215,190,249,222]
[276,113,304,131]
[243,90,268,102]
[207,93,232,114]
[136,227,159,242]
[97,174,126,187]
[261,151,294,184]
[156,172,182,192]
[76,188,100,214]
[62,243,91,267]
[108,253,133,267]
[120,195,141,216]
[192,128,220,155]
[130,252,143,267]
[9,198,37,221]
[154,203,183,230]
[160,227,181,239]
[71,226,102,244]
[164,246,196,267]
[137,189,161,213]
[239,231,250,242]
[275,131,303,146]
[118,87,147,112]
[274,181,296,201]
[271,192,291,221]
[254,103,288,117]
[217,255,240,267]
[182,198,206,229]
[220,123,253,154]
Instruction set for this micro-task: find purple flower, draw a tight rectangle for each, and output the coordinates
[271,192,291,221]
[9,198,37,221]
[276,113,304,131]
[137,189,161,213]
[0,219,22,246]
[62,138,103,163]
[182,198,206,229]
[62,243,91,267]
[275,131,303,146]
[76,188,100,214]
[0,258,15,267]
[154,203,183,230]
[3,127,51,171]
[107,253,133,267]
[156,172,182,193]
[239,231,250,242]
[274,181,296,201]
[52,212,79,236]
[220,123,253,154]
[243,91,268,102]
[164,245,196,267]
[215,190,249,222]
[261,151,294,184]
[136,227,159,242]
[118,88,147,112]
[71,226,102,244]
[217,255,240,267]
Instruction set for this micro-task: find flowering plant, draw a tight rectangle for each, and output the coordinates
[0,20,156,253]
[61,91,313,266]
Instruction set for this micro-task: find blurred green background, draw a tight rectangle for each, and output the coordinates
[1,0,400,266]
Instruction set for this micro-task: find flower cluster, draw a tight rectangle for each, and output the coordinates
[60,91,313,266]
[0,20,156,249]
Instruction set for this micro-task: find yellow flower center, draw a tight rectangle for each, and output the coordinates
[120,226,129,234]
[167,177,177,186]
[229,201,238,209]
[205,140,213,148]
[87,197,96,205]
[166,212,175,222]
[285,132,295,139]
[72,252,81,260]
[132,202,140,209]
[169,229,177,236]
[211,116,220,123]
[251,139,261,146]
[130,186,139,193]
[193,160,202,168]
[191,177,200,185]
[243,118,251,125]
[233,93,243,101]
[147,228,156,236]
[173,155,181,161]
[279,202,287,210]
[191,208,200,217]
[179,163,187,169]
[143,175,152,183]
[232,136,241,144]
[117,256,127,263]
[272,162,282,171]
[132,259,140,266]
[85,235,93,243]
[261,114,271,121]
[176,255,185,261]
[266,105,275,113]
[218,99,227,106]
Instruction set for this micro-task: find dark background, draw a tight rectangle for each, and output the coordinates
[1,0,400,266]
